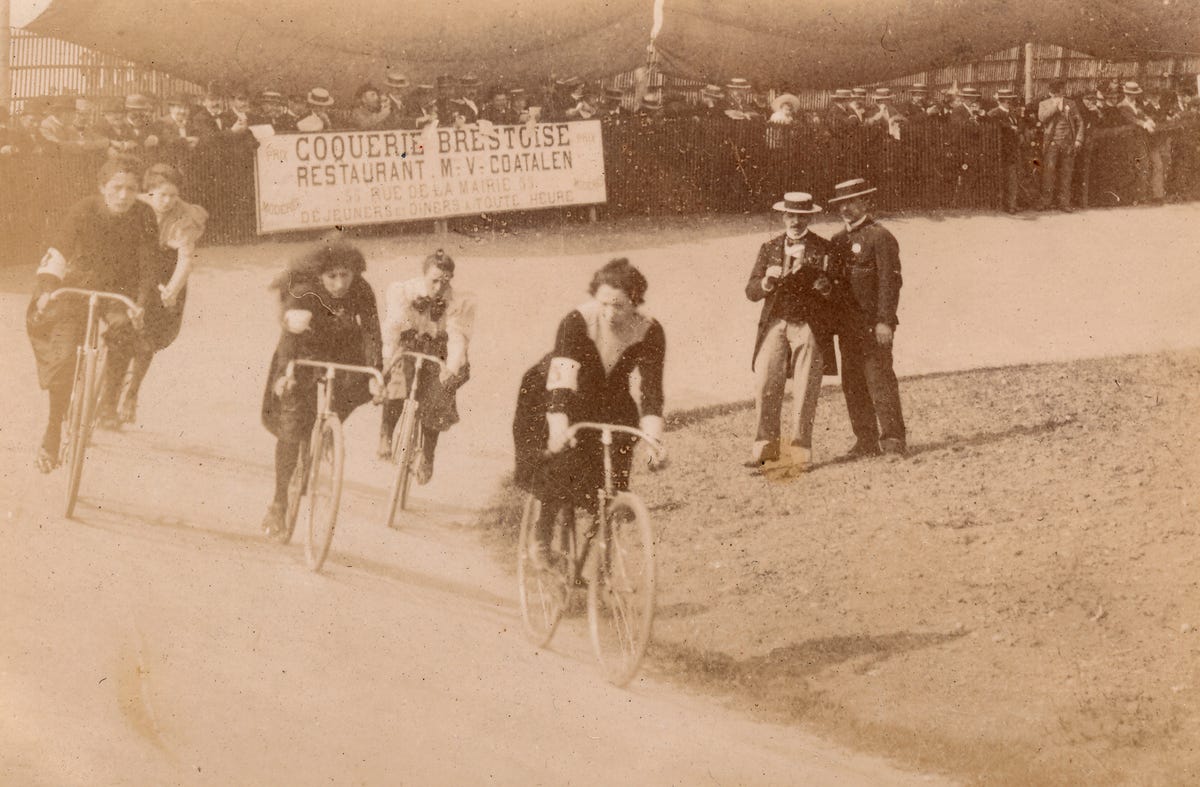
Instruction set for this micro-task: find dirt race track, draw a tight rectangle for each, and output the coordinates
[1,204,1198,784]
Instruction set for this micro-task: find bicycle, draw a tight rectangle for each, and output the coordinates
[516,422,665,687]
[45,288,141,518]
[382,351,446,528]
[277,359,385,573]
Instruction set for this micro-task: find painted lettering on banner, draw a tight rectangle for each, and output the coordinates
[255,122,607,233]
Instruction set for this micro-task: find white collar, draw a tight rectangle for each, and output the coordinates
[785,229,809,243]
[845,215,870,231]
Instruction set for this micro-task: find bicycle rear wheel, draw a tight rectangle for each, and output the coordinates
[587,491,656,687]
[62,348,90,518]
[517,495,572,647]
[384,401,418,527]
[305,417,345,572]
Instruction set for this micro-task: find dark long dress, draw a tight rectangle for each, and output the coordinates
[512,303,665,509]
[260,275,383,442]
[26,195,158,389]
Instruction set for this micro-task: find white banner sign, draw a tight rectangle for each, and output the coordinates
[254,121,607,233]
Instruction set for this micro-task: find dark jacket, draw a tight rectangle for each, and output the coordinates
[745,231,835,370]
[986,106,1022,160]
[261,275,382,440]
[830,217,903,329]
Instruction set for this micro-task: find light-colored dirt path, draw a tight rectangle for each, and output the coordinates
[2,204,1197,783]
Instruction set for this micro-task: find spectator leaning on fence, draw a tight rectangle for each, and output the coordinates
[297,88,335,132]
[351,83,393,130]
[383,69,413,129]
[725,78,760,120]
[867,87,905,140]
[1037,79,1085,212]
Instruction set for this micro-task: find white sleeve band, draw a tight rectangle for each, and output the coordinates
[283,309,313,334]
[38,248,66,280]
[546,357,581,392]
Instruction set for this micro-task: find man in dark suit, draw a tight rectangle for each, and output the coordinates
[1037,79,1085,211]
[744,192,836,472]
[828,177,907,458]
[987,88,1023,212]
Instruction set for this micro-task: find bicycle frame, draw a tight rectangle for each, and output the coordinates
[285,359,386,420]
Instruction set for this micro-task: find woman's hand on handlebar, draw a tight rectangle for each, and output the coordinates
[546,412,571,453]
[368,375,384,403]
[273,375,296,398]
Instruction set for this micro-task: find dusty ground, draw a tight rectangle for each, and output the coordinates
[2,204,1198,783]
[482,350,1200,785]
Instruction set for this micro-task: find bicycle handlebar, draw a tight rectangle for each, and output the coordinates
[285,359,386,390]
[47,287,141,316]
[565,421,667,461]
[388,351,448,372]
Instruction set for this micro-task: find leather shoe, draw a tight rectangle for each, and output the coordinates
[843,441,881,460]
[880,438,907,457]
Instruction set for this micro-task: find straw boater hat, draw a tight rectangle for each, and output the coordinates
[772,191,822,214]
[459,74,481,89]
[259,89,285,105]
[726,77,752,92]
[910,82,929,94]
[701,84,724,100]
[641,93,663,110]
[1122,81,1143,95]
[124,93,153,112]
[771,93,801,112]
[872,86,895,101]
[306,87,334,107]
[832,88,854,101]
[827,177,878,203]
[958,86,982,99]
[851,87,868,99]
[996,88,1018,101]
[385,69,410,90]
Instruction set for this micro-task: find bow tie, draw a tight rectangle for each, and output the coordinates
[412,295,447,321]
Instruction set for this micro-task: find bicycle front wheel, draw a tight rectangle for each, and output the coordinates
[587,491,656,687]
[62,348,91,518]
[517,495,571,647]
[279,441,308,545]
[384,401,418,527]
[305,417,345,572]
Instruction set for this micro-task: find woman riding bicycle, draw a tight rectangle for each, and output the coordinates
[512,258,666,567]
[260,234,382,538]
[26,154,159,473]
[115,162,208,424]
[378,249,474,485]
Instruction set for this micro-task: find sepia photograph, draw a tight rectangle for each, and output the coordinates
[1,0,1198,783]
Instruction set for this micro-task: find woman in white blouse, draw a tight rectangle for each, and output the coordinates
[379,249,474,483]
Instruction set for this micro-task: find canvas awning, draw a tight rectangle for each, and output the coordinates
[27,0,1200,96]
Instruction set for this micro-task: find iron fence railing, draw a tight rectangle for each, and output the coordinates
[1,119,1197,267]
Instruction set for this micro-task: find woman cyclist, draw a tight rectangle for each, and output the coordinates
[512,258,666,567]
[260,234,383,538]
[378,249,474,485]
[115,162,208,424]
[26,154,158,472]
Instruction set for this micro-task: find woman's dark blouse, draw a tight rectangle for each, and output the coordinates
[261,275,383,438]
[547,308,665,425]
[36,195,159,304]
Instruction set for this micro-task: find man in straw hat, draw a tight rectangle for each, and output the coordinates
[724,78,760,120]
[828,177,907,458]
[297,88,335,132]
[744,192,837,473]
[1118,80,1167,203]
[383,68,412,127]
[1036,79,1084,211]
[987,88,1023,213]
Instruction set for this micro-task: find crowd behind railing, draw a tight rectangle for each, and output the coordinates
[2,71,1198,256]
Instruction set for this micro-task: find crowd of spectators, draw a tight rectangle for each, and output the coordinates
[2,70,1197,210]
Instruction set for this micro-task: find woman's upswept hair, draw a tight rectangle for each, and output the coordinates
[588,257,648,306]
[270,231,366,292]
[422,248,455,273]
[97,154,144,188]
[142,162,184,191]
